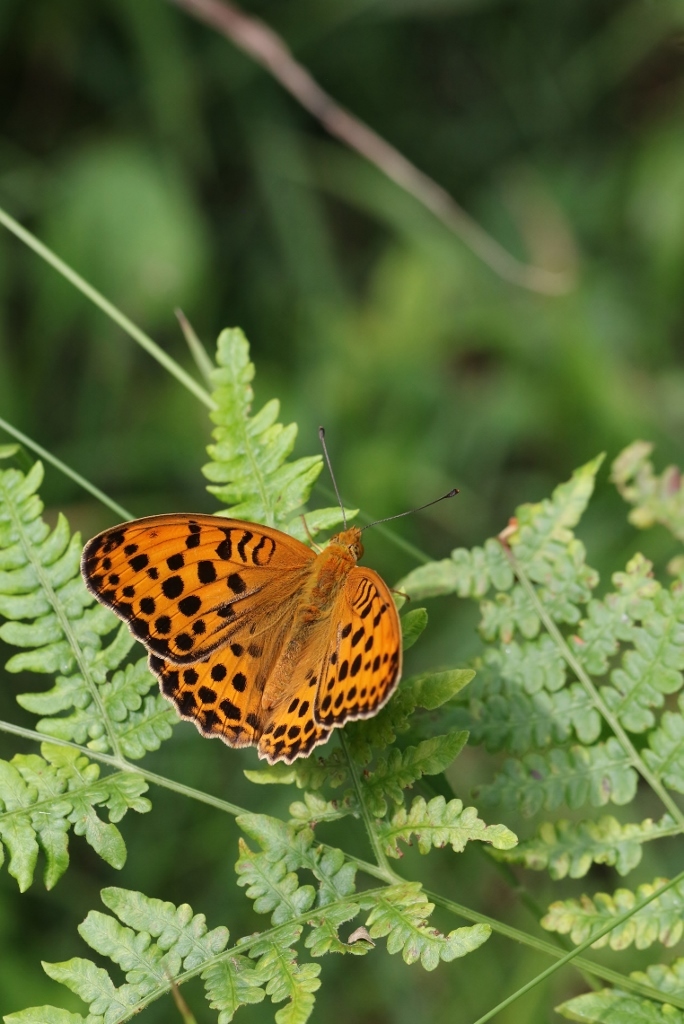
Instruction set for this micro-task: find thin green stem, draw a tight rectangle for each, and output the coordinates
[333,733,399,881]
[468,869,684,1024]
[175,308,215,387]
[106,886,389,1023]
[429,888,684,1010]
[0,415,133,521]
[0,204,215,411]
[169,978,199,1024]
[504,545,684,827]
[0,720,247,817]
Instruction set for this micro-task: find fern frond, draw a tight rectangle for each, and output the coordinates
[304,904,370,958]
[400,458,602,616]
[288,791,354,826]
[15,886,232,1023]
[502,815,678,879]
[247,927,321,1024]
[9,884,334,1024]
[631,958,684,999]
[365,882,490,970]
[612,441,684,542]
[362,731,469,818]
[572,554,659,675]
[542,877,684,950]
[477,739,637,817]
[236,812,357,909]
[465,677,600,754]
[0,462,174,758]
[347,668,473,764]
[643,697,684,793]
[0,743,150,890]
[203,955,266,1021]
[377,795,517,858]
[19,652,175,758]
[398,537,514,602]
[236,833,316,925]
[556,988,684,1023]
[202,328,346,536]
[597,584,684,733]
[481,637,568,693]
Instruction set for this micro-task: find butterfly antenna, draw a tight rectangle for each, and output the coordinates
[362,488,459,532]
[319,426,347,528]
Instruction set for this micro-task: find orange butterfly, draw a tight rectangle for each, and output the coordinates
[81,515,402,763]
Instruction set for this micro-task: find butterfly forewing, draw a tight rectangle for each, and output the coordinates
[81,515,315,663]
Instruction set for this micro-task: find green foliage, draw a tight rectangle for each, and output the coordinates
[0,743,150,890]
[643,696,684,794]
[5,328,684,1024]
[556,989,684,1023]
[5,1,684,1018]
[362,731,469,817]
[394,443,684,1014]
[378,795,517,858]
[612,441,684,543]
[502,815,677,879]
[631,959,684,1000]
[203,328,348,538]
[476,739,637,817]
[0,461,175,759]
[542,877,684,951]
[364,883,490,970]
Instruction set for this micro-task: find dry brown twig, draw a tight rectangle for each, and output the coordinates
[167,0,577,294]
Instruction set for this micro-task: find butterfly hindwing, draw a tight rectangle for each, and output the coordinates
[149,641,271,749]
[81,514,314,663]
[314,567,402,727]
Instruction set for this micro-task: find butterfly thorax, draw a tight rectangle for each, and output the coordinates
[301,526,363,622]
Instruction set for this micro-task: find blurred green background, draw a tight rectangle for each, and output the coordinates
[1,0,684,1021]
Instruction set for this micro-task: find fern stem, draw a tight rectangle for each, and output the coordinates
[0,204,215,411]
[0,476,124,759]
[467,868,684,1024]
[504,546,684,827]
[338,732,400,881]
[3,721,678,1012]
[97,885,391,1023]
[0,720,248,816]
[427,888,684,1011]
[0,719,413,880]
[0,415,133,520]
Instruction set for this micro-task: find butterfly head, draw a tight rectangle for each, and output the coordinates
[332,526,364,562]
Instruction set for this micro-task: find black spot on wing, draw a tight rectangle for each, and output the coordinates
[216,531,233,560]
[162,576,183,599]
[252,534,276,565]
[178,595,201,616]
[227,573,246,594]
[237,531,253,562]
[220,699,241,720]
[198,561,217,584]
